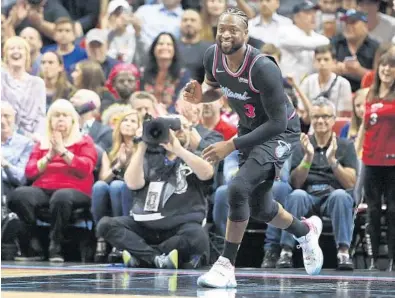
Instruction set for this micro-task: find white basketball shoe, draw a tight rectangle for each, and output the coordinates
[294,215,324,275]
[197,256,237,288]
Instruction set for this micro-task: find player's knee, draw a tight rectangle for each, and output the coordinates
[228,176,252,206]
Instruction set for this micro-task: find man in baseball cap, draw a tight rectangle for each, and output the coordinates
[85,28,120,78]
[292,0,319,14]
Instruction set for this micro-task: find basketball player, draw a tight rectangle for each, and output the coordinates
[183,8,324,288]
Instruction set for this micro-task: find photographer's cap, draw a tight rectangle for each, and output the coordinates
[340,9,368,23]
[86,28,107,44]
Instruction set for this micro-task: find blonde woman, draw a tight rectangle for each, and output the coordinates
[1,36,46,139]
[92,110,141,262]
[7,100,98,263]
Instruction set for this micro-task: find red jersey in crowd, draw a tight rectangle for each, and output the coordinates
[214,118,237,141]
[25,135,98,196]
[362,99,395,166]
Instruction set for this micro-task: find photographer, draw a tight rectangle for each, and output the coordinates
[96,115,212,269]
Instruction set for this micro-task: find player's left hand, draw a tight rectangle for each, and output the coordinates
[202,140,236,164]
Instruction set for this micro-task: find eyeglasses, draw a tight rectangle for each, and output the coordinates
[311,114,334,121]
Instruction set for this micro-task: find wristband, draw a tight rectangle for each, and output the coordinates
[301,160,312,169]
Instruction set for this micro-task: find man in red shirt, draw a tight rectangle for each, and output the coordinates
[200,89,237,141]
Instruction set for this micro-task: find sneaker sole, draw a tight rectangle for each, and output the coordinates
[14,256,45,262]
[197,276,237,288]
[168,250,179,269]
[49,257,64,263]
[308,216,323,276]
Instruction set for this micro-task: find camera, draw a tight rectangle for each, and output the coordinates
[142,114,181,145]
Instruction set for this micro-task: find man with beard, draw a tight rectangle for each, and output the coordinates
[106,63,140,105]
[178,9,211,83]
[183,8,324,288]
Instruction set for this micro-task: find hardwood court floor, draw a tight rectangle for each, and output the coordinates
[2,262,395,298]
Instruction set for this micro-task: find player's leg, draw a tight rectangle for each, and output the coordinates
[251,169,324,276]
[197,160,277,288]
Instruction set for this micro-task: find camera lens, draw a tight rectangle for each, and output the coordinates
[149,128,162,139]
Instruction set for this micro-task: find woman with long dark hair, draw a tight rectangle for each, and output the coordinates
[357,52,395,271]
[40,51,76,110]
[141,32,190,113]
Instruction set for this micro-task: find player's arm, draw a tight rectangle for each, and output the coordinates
[233,58,288,149]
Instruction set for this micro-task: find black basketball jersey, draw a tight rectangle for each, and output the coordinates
[203,44,297,134]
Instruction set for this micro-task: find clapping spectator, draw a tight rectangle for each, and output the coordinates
[105,0,144,65]
[71,60,116,113]
[43,17,88,76]
[19,27,42,76]
[7,99,97,262]
[3,0,71,46]
[141,32,190,113]
[40,51,76,110]
[1,36,46,140]
[92,109,141,262]
[1,102,33,197]
[278,1,330,85]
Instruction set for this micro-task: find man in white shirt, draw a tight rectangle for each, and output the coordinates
[278,1,330,85]
[135,0,184,50]
[248,0,292,46]
[357,0,395,43]
[300,45,353,117]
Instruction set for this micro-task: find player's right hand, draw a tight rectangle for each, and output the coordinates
[183,80,202,104]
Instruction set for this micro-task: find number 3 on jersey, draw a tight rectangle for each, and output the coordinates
[244,104,256,118]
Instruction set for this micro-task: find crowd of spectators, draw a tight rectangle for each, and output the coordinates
[1,0,395,271]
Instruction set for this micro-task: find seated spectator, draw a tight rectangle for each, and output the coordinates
[85,28,120,78]
[134,0,184,49]
[340,88,368,146]
[1,102,33,197]
[101,104,132,129]
[71,60,116,113]
[96,116,212,269]
[178,9,212,83]
[141,32,191,113]
[70,89,113,151]
[7,99,97,262]
[19,27,42,76]
[277,98,358,270]
[1,36,45,140]
[332,9,379,92]
[43,17,88,77]
[361,43,393,88]
[300,45,353,117]
[40,51,76,110]
[278,1,330,85]
[92,109,141,262]
[248,0,292,46]
[3,0,71,46]
[357,0,395,43]
[105,0,144,65]
[105,63,140,104]
[130,91,169,119]
[200,89,237,141]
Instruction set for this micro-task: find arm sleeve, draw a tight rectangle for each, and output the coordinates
[202,45,218,85]
[68,137,98,177]
[25,143,44,179]
[233,58,289,149]
[4,139,33,185]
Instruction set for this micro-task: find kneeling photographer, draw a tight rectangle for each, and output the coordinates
[96,115,213,269]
